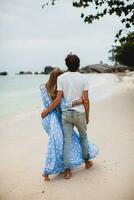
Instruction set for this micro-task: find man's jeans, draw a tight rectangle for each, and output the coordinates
[62,110,89,169]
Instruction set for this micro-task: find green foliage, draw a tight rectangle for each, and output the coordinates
[109,32,134,67]
[73,0,134,32]
[43,0,134,41]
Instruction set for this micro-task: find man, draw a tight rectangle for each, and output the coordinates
[41,54,93,179]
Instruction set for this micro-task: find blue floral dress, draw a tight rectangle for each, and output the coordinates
[40,84,99,175]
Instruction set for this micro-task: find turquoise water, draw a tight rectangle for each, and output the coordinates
[0,75,49,119]
[0,74,119,120]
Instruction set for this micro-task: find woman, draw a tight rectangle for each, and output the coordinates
[40,68,98,181]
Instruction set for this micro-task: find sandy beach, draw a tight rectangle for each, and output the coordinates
[0,73,134,200]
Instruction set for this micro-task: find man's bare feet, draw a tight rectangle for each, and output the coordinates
[42,174,50,181]
[64,169,72,179]
[85,160,93,169]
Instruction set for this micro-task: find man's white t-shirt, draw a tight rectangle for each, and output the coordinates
[57,71,89,113]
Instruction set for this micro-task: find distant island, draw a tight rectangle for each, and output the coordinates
[0,64,134,76]
[14,66,55,75]
[0,71,8,76]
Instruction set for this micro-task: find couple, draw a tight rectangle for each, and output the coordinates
[40,54,98,181]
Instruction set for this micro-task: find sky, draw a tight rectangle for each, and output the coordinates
[0,0,124,72]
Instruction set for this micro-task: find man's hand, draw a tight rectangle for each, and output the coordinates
[41,109,48,119]
[83,90,90,125]
[86,114,89,124]
[80,97,84,104]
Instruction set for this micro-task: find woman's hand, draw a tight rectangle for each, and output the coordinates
[72,97,84,107]
[41,109,48,119]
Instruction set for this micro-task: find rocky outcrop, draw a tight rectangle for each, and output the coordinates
[0,71,8,76]
[114,64,130,72]
[44,66,55,74]
[11,63,133,76]
[79,64,114,73]
[79,64,130,73]
[18,71,32,75]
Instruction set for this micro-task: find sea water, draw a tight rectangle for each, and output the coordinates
[0,74,119,120]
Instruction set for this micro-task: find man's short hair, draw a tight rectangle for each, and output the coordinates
[65,54,80,72]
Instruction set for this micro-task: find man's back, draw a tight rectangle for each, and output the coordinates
[57,71,89,112]
[41,54,91,179]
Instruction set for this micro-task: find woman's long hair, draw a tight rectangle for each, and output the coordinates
[46,68,63,100]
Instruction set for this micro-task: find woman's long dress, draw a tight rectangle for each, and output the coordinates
[40,84,99,175]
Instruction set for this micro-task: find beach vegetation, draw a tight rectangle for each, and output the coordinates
[109,32,134,68]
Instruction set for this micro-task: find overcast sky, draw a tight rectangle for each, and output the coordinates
[0,0,124,71]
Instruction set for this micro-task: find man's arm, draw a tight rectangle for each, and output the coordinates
[41,91,63,118]
[83,90,90,124]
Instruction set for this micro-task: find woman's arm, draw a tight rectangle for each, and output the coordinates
[41,91,63,118]
[60,97,84,110]
[41,93,84,118]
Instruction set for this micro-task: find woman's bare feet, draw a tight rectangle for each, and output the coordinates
[42,174,50,181]
[85,160,93,169]
[64,169,72,179]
